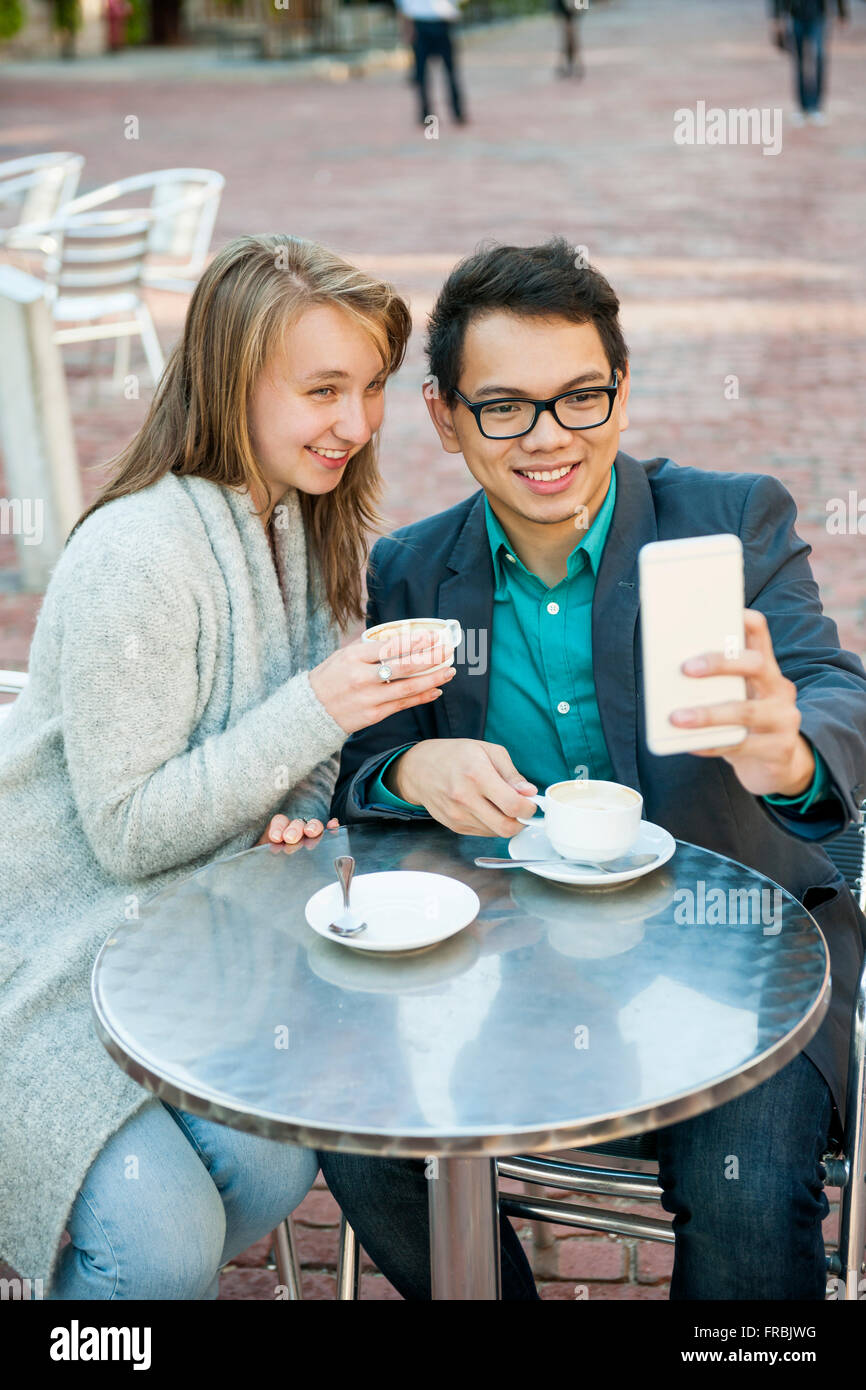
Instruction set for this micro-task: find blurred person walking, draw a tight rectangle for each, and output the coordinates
[552,0,584,79]
[396,0,467,127]
[771,0,849,124]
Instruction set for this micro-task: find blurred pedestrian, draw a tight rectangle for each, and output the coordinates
[770,0,849,125]
[552,0,585,79]
[396,0,467,127]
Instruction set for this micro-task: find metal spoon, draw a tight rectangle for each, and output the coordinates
[328,856,368,936]
[474,852,658,874]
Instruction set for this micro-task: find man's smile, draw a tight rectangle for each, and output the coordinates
[512,461,581,493]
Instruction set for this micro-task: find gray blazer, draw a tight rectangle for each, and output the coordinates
[332,452,866,1133]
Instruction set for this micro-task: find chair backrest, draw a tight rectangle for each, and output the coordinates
[146,172,224,268]
[64,168,225,275]
[0,154,84,235]
[43,211,152,304]
[824,799,866,916]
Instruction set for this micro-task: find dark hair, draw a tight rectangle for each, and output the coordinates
[426,237,629,401]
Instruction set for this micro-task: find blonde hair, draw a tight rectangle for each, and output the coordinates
[71,234,413,630]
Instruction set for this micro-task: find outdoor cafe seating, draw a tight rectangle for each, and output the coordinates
[2,656,864,1301]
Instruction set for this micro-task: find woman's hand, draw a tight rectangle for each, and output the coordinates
[309,628,457,735]
[257,814,340,850]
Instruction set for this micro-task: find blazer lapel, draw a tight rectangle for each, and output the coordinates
[591,452,658,793]
[437,491,493,741]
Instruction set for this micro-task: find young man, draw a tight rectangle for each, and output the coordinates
[320,238,866,1299]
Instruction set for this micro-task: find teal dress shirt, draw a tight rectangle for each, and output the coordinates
[368,467,830,814]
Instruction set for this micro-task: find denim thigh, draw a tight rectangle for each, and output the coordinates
[50,1099,318,1300]
[654,1051,833,1300]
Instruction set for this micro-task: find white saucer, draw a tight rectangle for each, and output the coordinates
[304,870,480,953]
[508,820,676,886]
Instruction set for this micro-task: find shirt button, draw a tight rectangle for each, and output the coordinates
[557,701,570,715]
[546,601,560,615]
[506,553,516,563]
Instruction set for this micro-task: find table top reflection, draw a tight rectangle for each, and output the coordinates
[91,822,830,1157]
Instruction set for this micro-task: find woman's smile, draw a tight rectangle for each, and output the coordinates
[305,444,352,470]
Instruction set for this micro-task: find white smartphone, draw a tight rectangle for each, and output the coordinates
[638,533,747,756]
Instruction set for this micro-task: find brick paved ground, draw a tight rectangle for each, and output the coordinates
[0,0,861,1299]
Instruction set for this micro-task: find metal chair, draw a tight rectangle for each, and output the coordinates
[266,1217,304,1299]
[0,153,84,255]
[40,209,166,388]
[336,804,866,1299]
[60,168,225,293]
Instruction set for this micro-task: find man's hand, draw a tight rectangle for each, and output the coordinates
[390,739,539,837]
[670,608,816,797]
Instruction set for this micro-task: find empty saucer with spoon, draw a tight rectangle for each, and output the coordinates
[304,856,481,953]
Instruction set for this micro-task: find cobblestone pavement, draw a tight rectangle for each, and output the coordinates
[0,0,862,1299]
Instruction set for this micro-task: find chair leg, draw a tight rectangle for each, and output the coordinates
[337,1214,360,1300]
[135,302,165,385]
[836,1072,866,1297]
[833,952,866,1298]
[87,338,102,408]
[112,332,131,394]
[272,1218,303,1300]
[524,1179,556,1274]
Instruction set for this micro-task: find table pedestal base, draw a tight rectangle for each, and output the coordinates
[428,1156,501,1300]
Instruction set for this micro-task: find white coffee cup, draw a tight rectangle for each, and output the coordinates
[362,617,462,678]
[517,778,643,861]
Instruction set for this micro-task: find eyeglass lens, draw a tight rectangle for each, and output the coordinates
[478,387,612,437]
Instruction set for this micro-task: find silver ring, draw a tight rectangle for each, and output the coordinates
[378,662,393,683]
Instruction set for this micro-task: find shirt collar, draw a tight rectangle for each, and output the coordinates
[483,464,617,589]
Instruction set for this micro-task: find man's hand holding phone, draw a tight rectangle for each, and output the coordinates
[671,607,816,798]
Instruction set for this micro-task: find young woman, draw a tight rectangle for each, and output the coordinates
[0,233,455,1299]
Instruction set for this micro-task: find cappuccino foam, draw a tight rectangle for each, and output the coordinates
[550,784,637,811]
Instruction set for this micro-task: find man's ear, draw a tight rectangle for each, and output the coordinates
[423,380,464,455]
[617,361,631,433]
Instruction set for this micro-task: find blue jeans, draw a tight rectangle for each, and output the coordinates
[318,1052,833,1300]
[792,18,825,112]
[49,1100,318,1299]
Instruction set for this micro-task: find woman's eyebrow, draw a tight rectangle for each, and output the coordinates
[299,369,352,383]
[299,368,388,383]
[473,370,609,399]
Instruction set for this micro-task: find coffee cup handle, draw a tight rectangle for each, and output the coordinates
[445,618,462,650]
[516,794,545,826]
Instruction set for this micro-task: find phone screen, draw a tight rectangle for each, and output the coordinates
[638,534,747,756]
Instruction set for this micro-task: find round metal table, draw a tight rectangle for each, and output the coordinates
[91,822,830,1300]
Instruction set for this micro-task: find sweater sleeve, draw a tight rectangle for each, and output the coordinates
[58,529,348,881]
[276,751,341,824]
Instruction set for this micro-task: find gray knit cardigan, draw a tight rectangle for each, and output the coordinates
[0,472,349,1293]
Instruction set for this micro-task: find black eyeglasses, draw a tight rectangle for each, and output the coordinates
[452,370,620,440]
